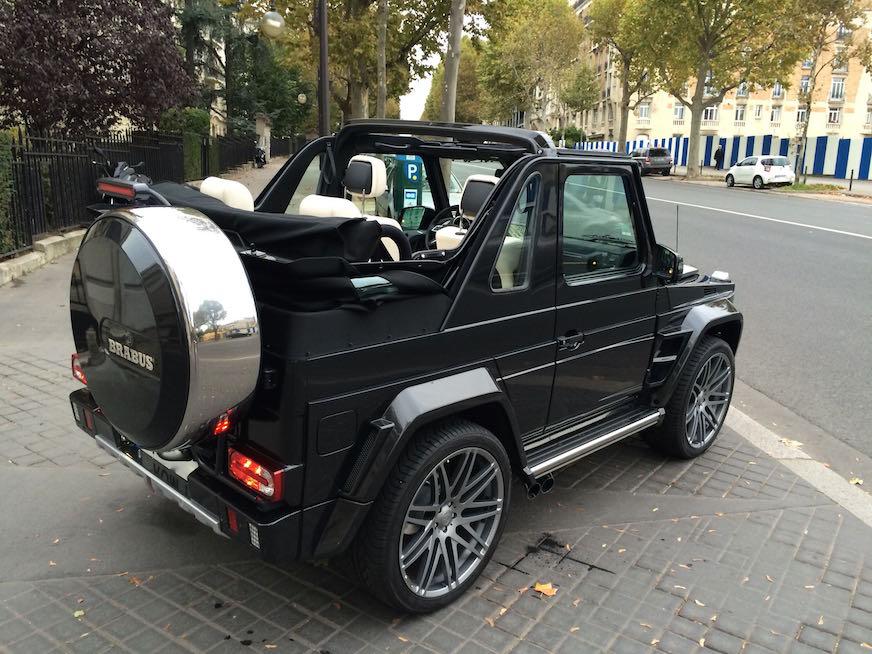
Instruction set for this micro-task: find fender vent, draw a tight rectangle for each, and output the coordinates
[342,418,394,494]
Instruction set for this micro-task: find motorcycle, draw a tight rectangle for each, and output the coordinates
[255,146,267,168]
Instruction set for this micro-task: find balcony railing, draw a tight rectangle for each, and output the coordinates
[734,120,746,128]
[770,121,781,128]
[701,119,719,129]
[826,122,842,131]
[635,117,651,126]
[673,119,685,126]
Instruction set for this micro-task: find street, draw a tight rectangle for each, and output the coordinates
[642,178,872,458]
[1,167,871,653]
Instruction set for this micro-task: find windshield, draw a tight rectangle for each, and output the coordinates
[649,148,669,157]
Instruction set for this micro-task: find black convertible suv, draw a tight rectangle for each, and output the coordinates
[68,120,741,612]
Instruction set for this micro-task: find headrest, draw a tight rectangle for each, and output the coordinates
[344,155,388,199]
[199,176,255,212]
[299,194,362,218]
[460,174,500,220]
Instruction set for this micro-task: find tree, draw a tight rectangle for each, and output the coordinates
[793,0,872,182]
[376,0,388,117]
[422,38,483,123]
[240,0,468,121]
[478,0,585,126]
[587,0,656,147]
[557,64,599,131]
[440,0,467,122]
[0,0,193,132]
[638,0,804,177]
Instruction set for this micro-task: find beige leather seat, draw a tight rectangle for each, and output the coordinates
[299,195,361,218]
[344,155,404,261]
[434,174,500,251]
[199,176,255,212]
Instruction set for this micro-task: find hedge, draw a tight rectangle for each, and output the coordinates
[0,131,14,255]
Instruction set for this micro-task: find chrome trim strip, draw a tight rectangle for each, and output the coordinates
[94,435,225,537]
[529,409,664,477]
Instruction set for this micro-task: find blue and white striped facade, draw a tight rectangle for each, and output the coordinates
[575,135,872,180]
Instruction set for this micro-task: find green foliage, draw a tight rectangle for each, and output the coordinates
[558,65,599,116]
[548,125,582,147]
[160,107,212,136]
[479,0,584,122]
[182,132,205,181]
[422,38,483,122]
[0,131,13,254]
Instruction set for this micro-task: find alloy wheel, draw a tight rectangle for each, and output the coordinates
[398,447,504,598]
[685,352,733,448]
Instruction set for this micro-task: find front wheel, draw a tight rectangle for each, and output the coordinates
[725,174,735,187]
[646,337,735,459]
[354,420,511,612]
[753,175,764,189]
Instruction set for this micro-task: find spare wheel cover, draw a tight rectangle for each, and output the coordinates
[70,206,260,451]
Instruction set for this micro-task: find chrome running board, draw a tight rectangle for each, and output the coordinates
[529,409,664,478]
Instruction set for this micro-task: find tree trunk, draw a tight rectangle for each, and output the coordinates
[376,0,387,118]
[439,0,466,122]
[686,77,706,178]
[798,49,821,184]
[349,79,369,119]
[183,0,197,80]
[617,73,631,150]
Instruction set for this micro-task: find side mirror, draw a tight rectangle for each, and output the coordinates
[655,244,683,283]
[398,205,430,230]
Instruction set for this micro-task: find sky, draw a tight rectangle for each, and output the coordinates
[400,73,433,120]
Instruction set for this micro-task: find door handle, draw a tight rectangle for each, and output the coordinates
[558,331,584,352]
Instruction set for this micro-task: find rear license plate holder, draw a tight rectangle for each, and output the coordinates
[139,451,190,496]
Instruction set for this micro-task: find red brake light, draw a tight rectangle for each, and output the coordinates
[97,180,136,200]
[228,447,284,500]
[212,409,235,435]
[645,156,651,163]
[71,353,87,385]
[226,507,239,533]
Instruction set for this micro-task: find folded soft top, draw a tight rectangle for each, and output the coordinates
[151,182,381,262]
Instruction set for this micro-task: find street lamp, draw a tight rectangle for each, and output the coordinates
[317,0,329,136]
[260,10,285,39]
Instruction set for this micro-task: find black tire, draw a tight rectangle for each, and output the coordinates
[353,419,511,613]
[646,337,735,459]
[661,169,670,176]
[753,175,764,189]
[725,174,734,187]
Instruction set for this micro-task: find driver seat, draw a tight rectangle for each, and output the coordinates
[434,174,500,250]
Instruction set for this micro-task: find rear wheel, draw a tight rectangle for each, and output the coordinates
[661,169,670,176]
[725,174,735,187]
[753,175,764,189]
[646,337,734,459]
[354,419,511,612]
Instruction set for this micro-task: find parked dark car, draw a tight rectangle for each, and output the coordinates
[630,146,673,175]
[68,120,741,612]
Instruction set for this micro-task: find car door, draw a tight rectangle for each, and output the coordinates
[736,157,757,184]
[547,162,657,429]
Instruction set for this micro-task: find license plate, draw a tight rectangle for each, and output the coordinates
[139,451,190,496]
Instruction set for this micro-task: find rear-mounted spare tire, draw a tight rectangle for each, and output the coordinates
[70,207,260,452]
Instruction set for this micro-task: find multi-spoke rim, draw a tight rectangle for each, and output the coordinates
[685,352,733,448]
[398,447,504,598]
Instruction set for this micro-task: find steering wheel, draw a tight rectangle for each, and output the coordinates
[425,204,467,250]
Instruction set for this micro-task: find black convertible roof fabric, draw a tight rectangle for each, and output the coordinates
[151,182,381,262]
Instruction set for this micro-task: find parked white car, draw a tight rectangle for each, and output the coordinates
[725,155,795,189]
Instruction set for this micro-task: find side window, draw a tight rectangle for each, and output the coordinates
[561,173,639,279]
[286,154,322,214]
[492,174,540,291]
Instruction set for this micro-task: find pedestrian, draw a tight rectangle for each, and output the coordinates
[713,145,724,170]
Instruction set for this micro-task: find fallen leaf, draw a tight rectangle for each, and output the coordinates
[534,582,558,597]
[49,561,56,567]
[484,617,495,628]
[618,549,626,554]
[679,564,691,569]
[677,537,682,542]
[265,645,277,650]
[73,610,85,619]
[711,614,718,622]
[859,643,871,650]
[694,599,706,607]
[499,607,507,616]
[674,585,686,590]
[570,627,579,633]
[804,585,815,589]
[779,438,803,449]
[398,635,409,642]
[818,615,824,626]
[699,637,706,647]
[849,477,864,486]
[129,576,143,587]
[115,507,124,513]
[651,639,660,646]
[766,575,774,582]
[652,507,659,512]
[518,586,529,594]
[564,544,571,551]
[98,473,111,477]
[52,538,60,545]
[640,623,652,629]
[572,598,581,607]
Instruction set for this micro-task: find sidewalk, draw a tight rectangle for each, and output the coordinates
[669,165,872,197]
[1,165,871,653]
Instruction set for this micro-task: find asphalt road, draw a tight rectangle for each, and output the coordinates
[641,178,871,454]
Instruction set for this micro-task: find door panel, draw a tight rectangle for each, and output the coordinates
[548,166,657,428]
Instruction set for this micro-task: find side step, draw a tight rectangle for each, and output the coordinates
[527,408,664,478]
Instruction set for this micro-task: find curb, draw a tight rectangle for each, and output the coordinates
[652,175,872,205]
[0,229,86,287]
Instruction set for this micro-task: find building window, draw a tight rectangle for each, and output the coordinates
[703,106,718,121]
[772,81,784,99]
[673,104,685,120]
[797,106,807,123]
[837,24,850,41]
[802,57,813,69]
[737,82,748,97]
[754,104,763,119]
[828,106,842,125]
[770,106,782,123]
[830,77,845,100]
[799,76,810,95]
[735,105,746,122]
[866,108,872,126]
[703,72,716,97]
[638,103,651,119]
[833,47,848,73]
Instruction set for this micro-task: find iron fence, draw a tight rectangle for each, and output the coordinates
[270,136,305,158]
[1,128,302,260]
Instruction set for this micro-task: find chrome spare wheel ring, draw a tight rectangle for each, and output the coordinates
[686,352,733,448]
[399,447,504,598]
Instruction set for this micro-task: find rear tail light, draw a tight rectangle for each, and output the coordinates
[71,353,87,384]
[226,507,239,533]
[96,179,137,200]
[212,409,235,436]
[645,156,651,163]
[228,447,284,500]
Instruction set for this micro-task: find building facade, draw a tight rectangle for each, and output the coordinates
[569,0,872,145]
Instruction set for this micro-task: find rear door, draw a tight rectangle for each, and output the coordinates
[547,162,657,428]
